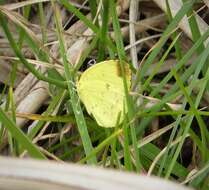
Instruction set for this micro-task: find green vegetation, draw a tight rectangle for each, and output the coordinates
[0,0,208,189]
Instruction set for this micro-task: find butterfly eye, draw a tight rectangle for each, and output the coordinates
[87,59,96,68]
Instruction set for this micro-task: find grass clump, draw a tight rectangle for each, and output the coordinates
[0,0,209,189]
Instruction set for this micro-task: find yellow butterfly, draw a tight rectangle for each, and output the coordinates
[77,60,131,128]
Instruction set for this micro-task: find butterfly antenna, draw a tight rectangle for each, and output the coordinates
[87,59,96,68]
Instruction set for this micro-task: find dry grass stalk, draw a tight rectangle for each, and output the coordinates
[153,0,209,44]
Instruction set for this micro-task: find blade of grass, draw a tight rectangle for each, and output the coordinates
[59,0,116,52]
[88,0,97,21]
[141,143,188,178]
[148,134,190,176]
[110,0,141,172]
[150,28,209,98]
[136,28,209,141]
[38,2,47,44]
[1,4,65,85]
[18,3,31,48]
[74,35,98,72]
[166,0,182,60]
[8,62,19,155]
[52,1,96,164]
[138,110,209,117]
[182,0,205,55]
[0,12,67,88]
[110,128,119,168]
[79,129,122,164]
[0,6,49,61]
[142,33,181,91]
[172,68,207,160]
[165,57,209,178]
[158,42,209,177]
[186,162,209,188]
[135,0,195,85]
[97,0,110,61]
[0,107,46,159]
[60,131,105,160]
[123,118,133,171]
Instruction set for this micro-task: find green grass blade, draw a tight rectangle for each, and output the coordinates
[0,107,46,159]
[0,12,67,88]
[165,44,209,178]
[97,0,110,61]
[135,0,195,85]
[79,129,122,164]
[142,33,181,91]
[123,120,133,171]
[52,1,96,164]
[166,0,182,60]
[59,0,116,52]
[110,0,141,172]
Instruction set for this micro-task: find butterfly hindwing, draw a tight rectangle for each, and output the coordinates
[77,60,131,128]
